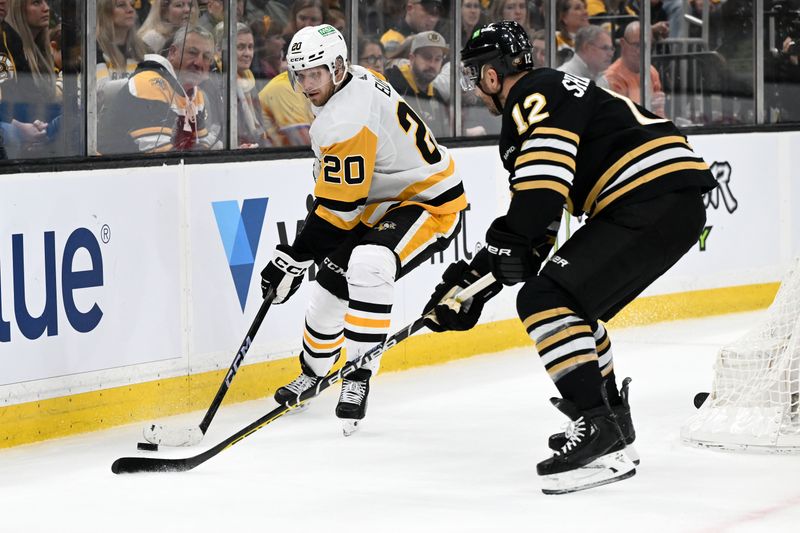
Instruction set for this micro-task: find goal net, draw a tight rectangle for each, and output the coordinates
[681,258,800,453]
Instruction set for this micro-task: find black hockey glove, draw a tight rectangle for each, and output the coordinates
[423,252,503,332]
[260,244,314,304]
[485,216,543,286]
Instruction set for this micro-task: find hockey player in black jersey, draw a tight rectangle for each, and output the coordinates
[424,21,718,494]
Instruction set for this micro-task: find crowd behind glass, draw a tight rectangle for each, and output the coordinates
[0,0,797,160]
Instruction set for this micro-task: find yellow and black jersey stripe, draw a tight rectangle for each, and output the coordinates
[583,135,710,216]
[511,126,579,213]
[500,68,717,221]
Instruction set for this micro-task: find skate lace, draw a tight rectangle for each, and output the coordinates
[557,417,586,455]
[339,380,367,405]
[286,374,317,395]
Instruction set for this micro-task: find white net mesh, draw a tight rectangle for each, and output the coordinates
[681,258,800,453]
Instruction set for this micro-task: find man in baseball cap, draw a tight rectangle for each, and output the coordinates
[385,30,449,137]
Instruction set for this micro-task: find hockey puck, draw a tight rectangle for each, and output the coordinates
[137,442,159,452]
[693,392,709,409]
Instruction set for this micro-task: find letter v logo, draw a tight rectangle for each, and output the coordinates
[212,198,269,311]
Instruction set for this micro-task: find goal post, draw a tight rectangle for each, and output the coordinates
[681,258,800,454]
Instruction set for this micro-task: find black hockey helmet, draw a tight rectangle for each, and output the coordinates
[460,20,534,92]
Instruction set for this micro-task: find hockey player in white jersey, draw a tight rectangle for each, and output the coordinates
[260,24,467,436]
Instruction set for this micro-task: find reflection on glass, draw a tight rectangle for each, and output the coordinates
[652,1,754,126]
[765,0,800,123]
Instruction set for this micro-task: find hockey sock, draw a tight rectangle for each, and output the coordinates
[345,245,396,375]
[524,307,604,410]
[593,322,621,405]
[301,283,347,377]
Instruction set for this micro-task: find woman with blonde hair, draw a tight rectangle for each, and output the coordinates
[6,0,58,124]
[138,0,199,54]
[97,0,148,88]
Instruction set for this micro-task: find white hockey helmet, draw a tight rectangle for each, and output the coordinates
[286,24,349,92]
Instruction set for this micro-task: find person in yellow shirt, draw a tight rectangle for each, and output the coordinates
[257,40,313,145]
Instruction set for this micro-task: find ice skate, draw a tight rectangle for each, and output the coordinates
[548,377,639,465]
[538,398,636,495]
[336,369,371,436]
[274,361,321,412]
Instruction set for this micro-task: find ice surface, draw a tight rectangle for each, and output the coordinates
[3,311,800,532]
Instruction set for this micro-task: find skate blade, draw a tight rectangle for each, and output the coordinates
[342,419,360,437]
[626,444,640,466]
[286,401,310,415]
[540,450,636,495]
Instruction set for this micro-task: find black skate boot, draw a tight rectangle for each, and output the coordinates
[547,377,639,464]
[335,368,371,436]
[537,397,636,495]
[274,359,320,411]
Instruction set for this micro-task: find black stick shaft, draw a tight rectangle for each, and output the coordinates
[198,288,275,434]
[112,275,494,474]
[112,315,426,473]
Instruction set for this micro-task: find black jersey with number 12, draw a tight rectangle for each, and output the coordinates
[499,68,718,219]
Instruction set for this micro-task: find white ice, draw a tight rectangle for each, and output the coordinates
[4,311,800,533]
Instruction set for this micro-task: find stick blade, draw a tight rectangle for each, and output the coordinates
[143,424,204,447]
[111,456,195,474]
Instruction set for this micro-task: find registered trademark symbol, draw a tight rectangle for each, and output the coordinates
[101,224,111,244]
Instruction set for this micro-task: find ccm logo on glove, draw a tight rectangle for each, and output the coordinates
[274,256,307,276]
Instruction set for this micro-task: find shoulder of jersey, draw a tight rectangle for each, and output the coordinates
[312,66,381,146]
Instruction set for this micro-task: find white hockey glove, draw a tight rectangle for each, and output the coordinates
[260,244,314,304]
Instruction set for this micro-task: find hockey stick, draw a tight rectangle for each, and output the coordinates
[112,273,496,474]
[142,287,276,447]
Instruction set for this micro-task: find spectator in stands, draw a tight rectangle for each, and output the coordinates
[245,0,289,33]
[556,0,589,64]
[489,0,529,34]
[380,0,443,56]
[138,0,199,54]
[558,25,612,87]
[588,0,669,41]
[134,0,151,22]
[461,0,485,44]
[327,7,345,33]
[257,38,313,145]
[198,0,222,31]
[385,30,449,137]
[198,0,244,32]
[48,21,61,98]
[358,36,385,76]
[250,14,284,88]
[96,0,147,91]
[0,0,49,158]
[5,0,60,127]
[215,22,269,147]
[604,20,666,116]
[284,0,327,37]
[651,0,680,38]
[586,0,633,18]
[100,25,220,153]
[530,28,546,67]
